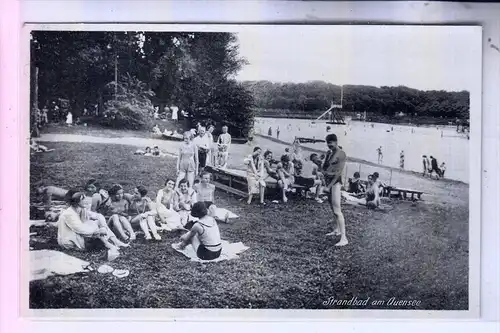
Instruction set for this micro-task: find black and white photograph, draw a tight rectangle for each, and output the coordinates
[26,24,481,314]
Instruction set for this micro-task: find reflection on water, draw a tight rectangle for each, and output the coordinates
[254,117,469,183]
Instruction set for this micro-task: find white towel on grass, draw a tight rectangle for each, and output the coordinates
[172,240,249,263]
[213,208,238,220]
[30,250,91,281]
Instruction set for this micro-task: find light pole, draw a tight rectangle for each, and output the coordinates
[114,54,118,100]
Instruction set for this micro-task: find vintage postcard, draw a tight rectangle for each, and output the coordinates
[22,23,482,320]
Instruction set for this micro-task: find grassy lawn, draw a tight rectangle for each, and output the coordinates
[29,141,469,309]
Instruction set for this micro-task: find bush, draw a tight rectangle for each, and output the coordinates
[100,74,155,130]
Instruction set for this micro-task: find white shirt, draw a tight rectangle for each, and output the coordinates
[57,207,99,250]
[300,160,318,179]
[194,134,211,150]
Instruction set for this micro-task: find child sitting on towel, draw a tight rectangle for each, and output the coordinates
[152,125,162,135]
[193,172,230,223]
[173,202,222,261]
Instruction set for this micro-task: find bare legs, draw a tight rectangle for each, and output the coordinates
[130,214,161,240]
[110,215,136,241]
[176,171,196,188]
[326,183,348,246]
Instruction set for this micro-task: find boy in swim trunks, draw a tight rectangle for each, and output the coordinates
[295,153,323,203]
[322,134,348,246]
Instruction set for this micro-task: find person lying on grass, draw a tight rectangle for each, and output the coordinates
[193,172,230,223]
[125,185,162,241]
[276,154,295,203]
[57,189,129,252]
[174,179,198,227]
[134,146,153,156]
[244,147,266,205]
[295,153,323,203]
[36,183,68,208]
[30,139,54,153]
[107,184,136,241]
[173,202,223,261]
[155,178,183,231]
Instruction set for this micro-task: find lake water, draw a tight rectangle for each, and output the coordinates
[254,117,469,183]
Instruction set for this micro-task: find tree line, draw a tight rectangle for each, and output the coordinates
[241,80,470,121]
[30,31,254,136]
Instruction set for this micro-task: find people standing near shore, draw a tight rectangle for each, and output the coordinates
[322,134,348,246]
[399,150,405,169]
[422,155,428,177]
[206,125,215,166]
[66,111,73,127]
[217,125,231,169]
[268,126,272,137]
[377,146,383,164]
[429,156,441,179]
[440,162,446,178]
[276,126,281,140]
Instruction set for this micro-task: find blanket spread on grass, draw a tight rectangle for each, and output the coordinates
[31,250,91,281]
[172,240,249,263]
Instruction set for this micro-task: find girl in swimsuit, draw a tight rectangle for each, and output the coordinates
[107,184,136,241]
[276,154,295,203]
[176,132,198,188]
[173,202,222,261]
[126,186,161,241]
[156,178,182,231]
[174,179,198,227]
[193,172,230,223]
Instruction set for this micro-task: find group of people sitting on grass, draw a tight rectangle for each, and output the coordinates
[37,173,229,261]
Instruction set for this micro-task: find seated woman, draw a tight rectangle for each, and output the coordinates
[152,124,162,135]
[365,174,381,209]
[107,184,136,241]
[193,172,230,223]
[57,189,128,252]
[125,185,161,241]
[276,154,295,203]
[155,178,183,231]
[295,154,323,202]
[347,172,365,195]
[244,147,266,205]
[173,202,222,261]
[174,179,198,227]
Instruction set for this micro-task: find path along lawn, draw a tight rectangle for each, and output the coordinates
[29,141,469,309]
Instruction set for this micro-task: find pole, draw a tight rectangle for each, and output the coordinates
[114,54,118,100]
[389,169,393,186]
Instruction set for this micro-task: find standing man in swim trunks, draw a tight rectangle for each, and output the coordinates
[322,134,348,246]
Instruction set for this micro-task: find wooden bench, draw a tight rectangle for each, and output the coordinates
[205,166,308,198]
[383,186,423,200]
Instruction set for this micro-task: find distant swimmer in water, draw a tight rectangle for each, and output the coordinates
[376,146,383,164]
[399,150,405,169]
[326,126,332,133]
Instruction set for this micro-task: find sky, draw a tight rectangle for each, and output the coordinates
[235,25,481,92]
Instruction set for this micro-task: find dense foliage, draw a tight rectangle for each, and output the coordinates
[242,81,470,120]
[31,31,254,136]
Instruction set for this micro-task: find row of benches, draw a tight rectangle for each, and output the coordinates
[205,166,424,201]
